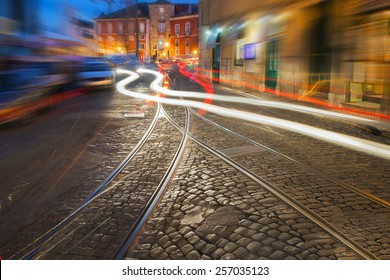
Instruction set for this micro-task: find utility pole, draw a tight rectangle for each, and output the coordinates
[135,0,139,59]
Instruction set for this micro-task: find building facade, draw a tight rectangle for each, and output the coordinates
[169,11,199,57]
[95,3,150,58]
[198,0,390,115]
[148,0,175,60]
[95,1,199,61]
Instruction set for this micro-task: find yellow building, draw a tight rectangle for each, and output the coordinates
[199,0,390,115]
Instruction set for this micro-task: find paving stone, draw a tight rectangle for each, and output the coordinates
[201,244,217,255]
[252,233,267,241]
[221,253,236,260]
[205,233,219,243]
[170,249,184,259]
[150,247,164,258]
[246,241,263,254]
[223,242,239,253]
[232,247,250,258]
[181,244,195,255]
[186,250,201,259]
[212,248,226,259]
[269,250,288,259]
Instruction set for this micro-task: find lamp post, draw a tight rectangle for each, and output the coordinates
[165,42,170,59]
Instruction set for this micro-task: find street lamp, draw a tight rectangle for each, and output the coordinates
[165,42,170,59]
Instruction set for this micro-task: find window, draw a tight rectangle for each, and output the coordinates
[139,22,145,33]
[128,22,134,33]
[139,34,145,40]
[158,22,166,33]
[185,47,190,55]
[107,22,113,34]
[152,45,157,50]
[139,43,145,49]
[129,35,135,41]
[159,7,164,14]
[185,22,190,35]
[234,44,244,66]
[185,39,190,47]
[244,43,256,59]
[175,24,180,36]
[175,48,179,55]
[96,23,102,34]
[118,22,123,34]
[175,39,179,47]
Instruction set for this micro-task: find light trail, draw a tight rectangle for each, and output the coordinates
[137,68,374,122]
[116,69,390,161]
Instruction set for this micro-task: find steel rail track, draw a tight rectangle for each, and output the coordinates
[163,106,378,260]
[12,82,162,260]
[190,109,390,210]
[112,105,190,259]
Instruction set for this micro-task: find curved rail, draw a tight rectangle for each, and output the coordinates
[163,105,378,260]
[191,109,390,210]
[112,106,190,259]
[13,74,160,260]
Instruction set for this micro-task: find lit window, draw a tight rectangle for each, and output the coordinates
[96,23,102,34]
[158,22,166,33]
[175,24,180,36]
[128,22,134,33]
[118,22,123,34]
[139,22,145,33]
[139,43,145,49]
[159,7,164,14]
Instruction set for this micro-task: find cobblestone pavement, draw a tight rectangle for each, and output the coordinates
[125,73,389,260]
[127,140,360,260]
[0,76,157,258]
[2,71,389,260]
[33,116,183,259]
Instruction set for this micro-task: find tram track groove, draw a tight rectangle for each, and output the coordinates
[191,109,390,210]
[162,104,378,260]
[15,72,189,260]
[12,79,162,260]
[112,105,190,259]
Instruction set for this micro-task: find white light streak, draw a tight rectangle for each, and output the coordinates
[137,69,374,122]
[116,69,390,161]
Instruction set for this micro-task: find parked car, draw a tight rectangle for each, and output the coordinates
[78,61,116,88]
[106,54,144,70]
[0,57,80,125]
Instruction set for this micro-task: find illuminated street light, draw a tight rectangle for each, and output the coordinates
[165,42,170,59]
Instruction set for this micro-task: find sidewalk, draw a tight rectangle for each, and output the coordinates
[213,84,390,139]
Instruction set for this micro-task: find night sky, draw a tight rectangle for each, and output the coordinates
[41,0,198,21]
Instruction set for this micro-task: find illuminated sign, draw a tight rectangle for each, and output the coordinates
[244,43,256,59]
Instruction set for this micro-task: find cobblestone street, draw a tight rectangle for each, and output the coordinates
[1,72,389,260]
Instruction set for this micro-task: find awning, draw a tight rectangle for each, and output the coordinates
[206,31,219,49]
[222,23,246,45]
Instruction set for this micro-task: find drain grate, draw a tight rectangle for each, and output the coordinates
[219,145,263,157]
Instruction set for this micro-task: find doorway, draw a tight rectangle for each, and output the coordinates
[265,40,279,92]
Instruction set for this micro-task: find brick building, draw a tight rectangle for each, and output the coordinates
[95,1,199,61]
[95,3,150,58]
[199,0,390,115]
[169,5,199,57]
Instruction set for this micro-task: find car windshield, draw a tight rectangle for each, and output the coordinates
[83,63,111,72]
